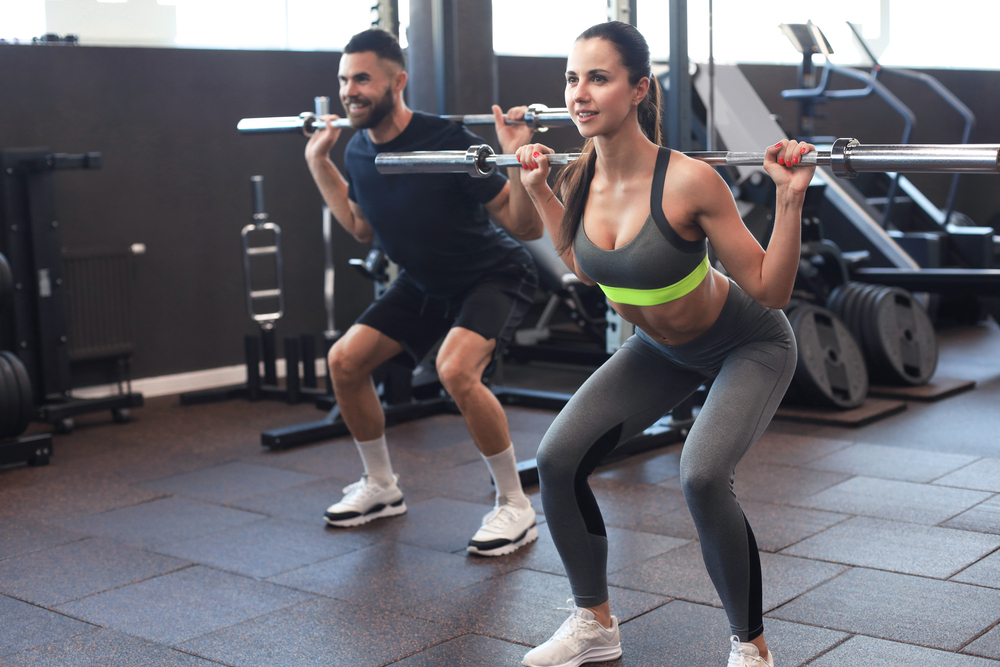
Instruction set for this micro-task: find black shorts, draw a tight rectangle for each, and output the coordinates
[356,254,538,370]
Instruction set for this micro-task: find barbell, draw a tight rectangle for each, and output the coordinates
[374,138,1000,180]
[237,98,574,136]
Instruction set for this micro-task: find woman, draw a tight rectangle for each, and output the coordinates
[511,21,815,667]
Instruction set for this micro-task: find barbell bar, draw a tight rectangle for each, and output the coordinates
[374,138,1000,180]
[237,101,574,136]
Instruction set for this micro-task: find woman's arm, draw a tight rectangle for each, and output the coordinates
[687,140,816,309]
[514,144,595,284]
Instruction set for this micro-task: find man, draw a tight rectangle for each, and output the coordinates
[305,28,544,556]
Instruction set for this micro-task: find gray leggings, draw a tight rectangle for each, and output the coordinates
[536,281,795,641]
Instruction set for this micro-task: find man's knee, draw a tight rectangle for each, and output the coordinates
[329,332,385,385]
[436,351,480,397]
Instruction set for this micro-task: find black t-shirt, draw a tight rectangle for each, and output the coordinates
[345,111,526,297]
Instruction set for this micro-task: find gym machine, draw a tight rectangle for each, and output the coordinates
[0,148,143,435]
[180,176,326,406]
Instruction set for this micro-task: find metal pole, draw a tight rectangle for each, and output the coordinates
[373,140,1000,179]
[668,0,691,151]
[707,0,715,151]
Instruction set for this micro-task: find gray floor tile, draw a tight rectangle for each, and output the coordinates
[616,599,848,667]
[589,478,687,529]
[965,624,1000,660]
[768,567,1000,650]
[810,634,1000,666]
[390,497,509,554]
[935,459,1000,492]
[500,522,689,577]
[633,505,700,541]
[608,541,844,611]
[593,445,683,485]
[268,542,506,611]
[406,568,667,646]
[150,517,370,578]
[179,597,461,667]
[62,497,267,548]
[0,628,222,667]
[943,496,1000,535]
[732,464,853,504]
[803,443,977,482]
[781,517,1000,578]
[0,595,95,657]
[741,500,850,552]
[0,521,88,562]
[952,550,1000,588]
[0,537,189,606]
[794,476,991,525]
[55,566,312,645]
[385,633,531,667]
[741,433,855,467]
[227,474,367,524]
[138,461,320,503]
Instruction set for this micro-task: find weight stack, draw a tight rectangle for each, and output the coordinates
[827,282,938,386]
[783,304,869,410]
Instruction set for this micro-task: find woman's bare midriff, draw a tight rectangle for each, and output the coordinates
[610,268,731,346]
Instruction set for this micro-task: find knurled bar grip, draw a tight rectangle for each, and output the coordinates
[374,138,1000,180]
[236,104,574,136]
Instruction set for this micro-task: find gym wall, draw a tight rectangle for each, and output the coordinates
[1,45,997,384]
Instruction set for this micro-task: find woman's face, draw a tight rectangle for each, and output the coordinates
[565,37,643,139]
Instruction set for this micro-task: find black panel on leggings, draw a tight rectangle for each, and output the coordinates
[574,423,623,537]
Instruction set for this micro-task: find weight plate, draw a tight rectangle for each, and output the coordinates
[852,283,883,358]
[0,252,12,314]
[826,283,849,319]
[843,283,870,352]
[789,305,868,409]
[861,285,892,380]
[869,288,938,385]
[0,353,18,438]
[1,351,33,436]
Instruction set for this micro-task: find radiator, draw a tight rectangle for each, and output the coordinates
[61,248,136,362]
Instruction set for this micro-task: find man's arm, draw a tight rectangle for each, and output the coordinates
[482,105,544,240]
[304,114,375,243]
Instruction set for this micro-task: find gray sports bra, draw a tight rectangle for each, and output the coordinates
[573,147,710,306]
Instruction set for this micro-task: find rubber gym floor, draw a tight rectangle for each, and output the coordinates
[3,319,1000,666]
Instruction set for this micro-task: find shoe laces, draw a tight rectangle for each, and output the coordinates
[340,474,380,503]
[481,504,518,530]
[728,636,769,667]
[548,601,601,650]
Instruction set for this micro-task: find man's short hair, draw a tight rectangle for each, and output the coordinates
[344,28,406,70]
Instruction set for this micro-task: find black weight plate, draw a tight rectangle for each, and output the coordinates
[0,252,12,314]
[870,288,938,385]
[842,283,868,351]
[862,286,893,380]
[1,351,33,436]
[826,284,849,318]
[0,354,18,438]
[850,283,882,358]
[789,305,868,409]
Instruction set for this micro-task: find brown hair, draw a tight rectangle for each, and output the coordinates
[553,21,663,253]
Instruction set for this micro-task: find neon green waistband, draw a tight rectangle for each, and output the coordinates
[598,255,710,306]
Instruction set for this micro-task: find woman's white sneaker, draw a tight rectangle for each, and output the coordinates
[323,474,406,527]
[522,601,621,667]
[467,503,538,556]
[728,635,774,667]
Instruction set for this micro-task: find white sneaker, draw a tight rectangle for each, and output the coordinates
[467,502,538,556]
[522,601,621,667]
[728,636,774,667]
[323,474,406,527]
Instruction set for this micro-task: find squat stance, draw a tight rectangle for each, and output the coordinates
[514,21,815,667]
[307,28,544,556]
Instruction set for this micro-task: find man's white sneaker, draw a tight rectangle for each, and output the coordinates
[323,474,406,527]
[728,635,774,667]
[522,601,621,667]
[467,502,538,556]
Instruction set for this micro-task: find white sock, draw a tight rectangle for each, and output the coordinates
[355,435,394,488]
[483,445,530,510]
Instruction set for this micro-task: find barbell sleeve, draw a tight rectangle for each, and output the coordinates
[374,139,1000,179]
[237,104,573,136]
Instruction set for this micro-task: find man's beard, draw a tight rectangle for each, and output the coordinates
[345,87,395,130]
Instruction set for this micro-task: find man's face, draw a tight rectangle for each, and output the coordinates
[338,51,398,130]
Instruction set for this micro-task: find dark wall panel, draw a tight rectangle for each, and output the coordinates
[1,44,996,384]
